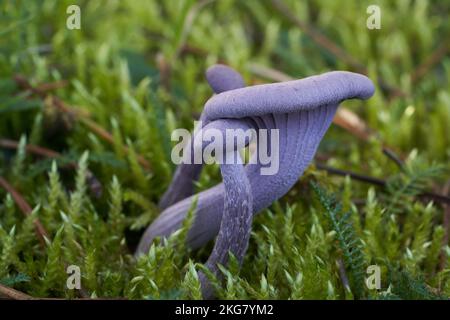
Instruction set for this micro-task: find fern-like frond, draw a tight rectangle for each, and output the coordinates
[385,159,445,215]
[311,181,367,299]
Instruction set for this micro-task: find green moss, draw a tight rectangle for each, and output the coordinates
[0,0,449,299]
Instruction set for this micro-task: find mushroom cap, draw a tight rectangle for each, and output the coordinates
[203,71,375,121]
[205,64,245,93]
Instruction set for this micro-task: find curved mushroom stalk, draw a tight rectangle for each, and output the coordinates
[136,65,375,298]
[199,152,253,298]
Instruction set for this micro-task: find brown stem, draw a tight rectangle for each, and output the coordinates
[382,148,405,170]
[0,138,59,158]
[35,80,68,93]
[0,284,34,300]
[0,138,103,198]
[13,75,67,96]
[411,42,450,84]
[13,76,151,171]
[315,163,450,205]
[79,117,151,170]
[0,179,91,299]
[0,177,49,247]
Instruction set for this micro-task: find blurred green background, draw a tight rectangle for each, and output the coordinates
[0,0,449,299]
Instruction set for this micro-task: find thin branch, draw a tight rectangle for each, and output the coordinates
[333,108,372,141]
[411,42,450,84]
[382,148,405,170]
[0,138,59,158]
[0,284,34,300]
[316,163,385,187]
[13,75,67,96]
[0,179,90,299]
[0,283,125,300]
[0,138,103,198]
[79,117,151,170]
[0,178,92,299]
[35,79,68,93]
[0,177,49,247]
[315,163,450,205]
[13,76,152,171]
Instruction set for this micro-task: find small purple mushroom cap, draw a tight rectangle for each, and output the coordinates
[205,64,245,93]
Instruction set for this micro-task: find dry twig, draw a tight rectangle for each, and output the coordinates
[0,284,34,300]
[0,177,49,246]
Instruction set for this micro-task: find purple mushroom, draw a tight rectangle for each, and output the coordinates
[136,64,375,298]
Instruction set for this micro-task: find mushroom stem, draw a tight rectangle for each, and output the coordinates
[199,152,253,298]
